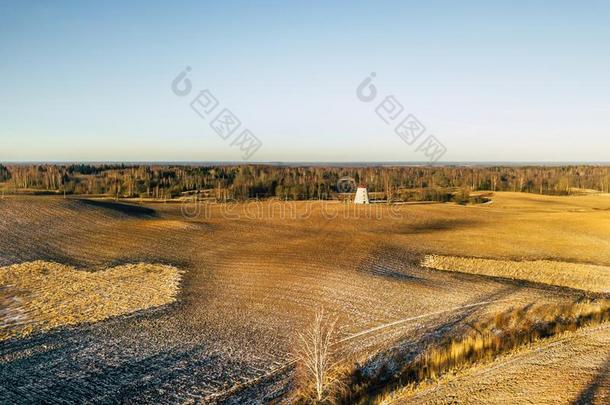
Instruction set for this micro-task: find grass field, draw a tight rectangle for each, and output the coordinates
[422,255,610,293]
[0,192,609,403]
[0,261,181,341]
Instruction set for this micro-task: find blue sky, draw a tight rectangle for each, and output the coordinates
[1,1,609,162]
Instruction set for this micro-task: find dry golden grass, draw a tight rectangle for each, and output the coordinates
[0,261,182,341]
[414,300,610,377]
[344,300,610,405]
[421,255,610,293]
[383,324,610,405]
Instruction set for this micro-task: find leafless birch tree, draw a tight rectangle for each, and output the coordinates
[296,309,339,403]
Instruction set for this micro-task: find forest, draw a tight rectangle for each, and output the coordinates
[1,163,609,202]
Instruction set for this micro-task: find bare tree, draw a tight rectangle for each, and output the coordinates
[296,309,339,403]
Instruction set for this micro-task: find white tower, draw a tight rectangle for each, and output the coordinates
[354,187,370,204]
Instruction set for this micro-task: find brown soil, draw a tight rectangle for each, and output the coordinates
[0,192,608,403]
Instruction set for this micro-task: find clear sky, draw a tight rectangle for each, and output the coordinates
[1,1,609,162]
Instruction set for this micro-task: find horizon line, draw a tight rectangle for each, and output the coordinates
[2,160,610,167]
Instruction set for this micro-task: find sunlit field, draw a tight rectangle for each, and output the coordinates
[422,255,610,293]
[1,261,181,341]
[1,192,608,403]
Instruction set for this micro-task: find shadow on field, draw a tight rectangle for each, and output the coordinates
[410,218,480,234]
[0,310,249,404]
[572,354,610,405]
[380,217,481,235]
[78,199,158,218]
[37,347,219,403]
[1,342,223,403]
[355,245,434,286]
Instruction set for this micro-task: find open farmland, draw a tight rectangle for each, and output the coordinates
[1,192,609,403]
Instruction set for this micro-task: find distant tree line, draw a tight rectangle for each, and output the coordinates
[1,163,609,202]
